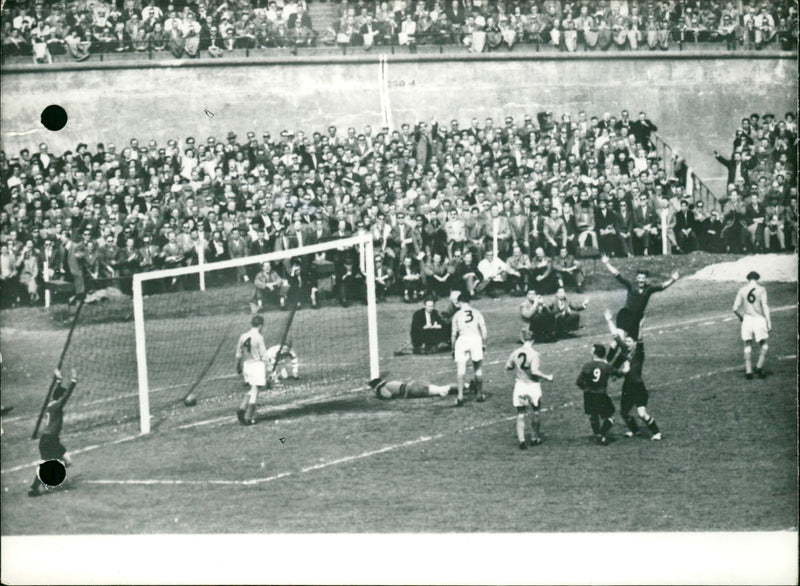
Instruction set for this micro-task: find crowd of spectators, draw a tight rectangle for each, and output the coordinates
[327,0,798,52]
[712,111,798,255]
[2,0,796,64]
[0,107,796,310]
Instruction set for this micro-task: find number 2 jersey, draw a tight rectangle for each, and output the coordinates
[576,359,613,393]
[506,343,541,383]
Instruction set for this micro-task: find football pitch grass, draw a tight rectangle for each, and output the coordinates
[0,265,797,535]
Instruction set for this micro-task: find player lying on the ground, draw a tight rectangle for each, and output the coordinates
[733,271,771,380]
[235,314,270,426]
[29,368,77,497]
[603,309,662,440]
[576,343,616,446]
[506,329,554,450]
[369,377,456,399]
[600,254,679,340]
[266,343,300,383]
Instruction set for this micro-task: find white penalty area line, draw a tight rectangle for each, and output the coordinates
[82,354,798,488]
[0,433,143,474]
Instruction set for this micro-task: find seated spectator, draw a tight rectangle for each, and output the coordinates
[410,297,450,354]
[763,198,786,251]
[423,252,452,299]
[550,287,588,339]
[529,246,558,295]
[373,253,393,302]
[476,249,515,298]
[397,255,423,303]
[519,289,555,343]
[743,192,766,251]
[575,201,598,249]
[336,254,365,307]
[552,246,585,292]
[594,198,618,256]
[505,243,530,295]
[672,199,698,253]
[250,261,288,313]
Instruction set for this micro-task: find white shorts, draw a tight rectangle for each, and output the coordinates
[741,315,769,343]
[454,335,483,370]
[243,359,267,387]
[513,380,542,409]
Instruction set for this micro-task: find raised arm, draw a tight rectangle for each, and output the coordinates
[659,270,679,289]
[600,254,619,276]
[603,308,617,335]
[53,368,78,407]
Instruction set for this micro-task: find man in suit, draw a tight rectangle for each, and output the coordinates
[632,193,661,255]
[614,199,635,257]
[58,232,86,304]
[714,149,756,185]
[630,111,658,149]
[672,199,698,253]
[743,192,766,251]
[594,198,618,256]
[410,298,450,354]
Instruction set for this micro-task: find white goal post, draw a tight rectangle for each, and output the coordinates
[132,231,379,434]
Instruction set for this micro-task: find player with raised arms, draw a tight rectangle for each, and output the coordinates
[576,343,615,445]
[604,309,662,441]
[451,290,487,407]
[29,368,77,497]
[369,377,455,399]
[733,271,772,379]
[505,329,553,450]
[235,314,270,426]
[600,254,679,342]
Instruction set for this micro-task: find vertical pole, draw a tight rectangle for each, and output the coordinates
[661,208,670,256]
[198,234,206,292]
[363,234,380,380]
[43,259,50,308]
[133,274,151,435]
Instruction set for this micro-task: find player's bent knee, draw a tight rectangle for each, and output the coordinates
[474,367,483,378]
[760,341,768,351]
[636,406,649,420]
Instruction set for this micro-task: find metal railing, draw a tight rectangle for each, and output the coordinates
[651,131,722,214]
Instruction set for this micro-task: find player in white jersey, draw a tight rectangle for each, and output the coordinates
[235,314,270,425]
[505,329,554,449]
[266,343,300,384]
[732,271,772,379]
[450,290,488,406]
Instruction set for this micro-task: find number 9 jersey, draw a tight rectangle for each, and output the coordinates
[576,359,612,393]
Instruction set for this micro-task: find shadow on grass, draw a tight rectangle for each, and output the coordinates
[254,395,383,423]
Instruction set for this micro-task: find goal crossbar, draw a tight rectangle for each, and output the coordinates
[132,231,379,434]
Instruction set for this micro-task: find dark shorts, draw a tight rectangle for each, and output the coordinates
[583,391,615,419]
[39,434,67,461]
[621,375,649,413]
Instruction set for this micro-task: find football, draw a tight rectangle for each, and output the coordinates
[183,394,197,407]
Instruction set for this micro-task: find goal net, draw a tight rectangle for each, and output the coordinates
[52,232,379,435]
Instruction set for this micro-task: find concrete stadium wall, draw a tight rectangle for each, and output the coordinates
[2,54,796,195]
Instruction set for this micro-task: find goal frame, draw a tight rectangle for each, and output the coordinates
[132,231,379,434]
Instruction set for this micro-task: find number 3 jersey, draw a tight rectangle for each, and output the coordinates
[452,306,486,340]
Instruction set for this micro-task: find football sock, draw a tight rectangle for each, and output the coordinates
[531,412,541,439]
[623,415,640,434]
[757,343,768,369]
[474,373,483,395]
[516,414,526,443]
[599,417,614,437]
[238,396,249,412]
[641,415,660,435]
[590,415,600,436]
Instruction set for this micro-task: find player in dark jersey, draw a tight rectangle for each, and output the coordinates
[575,344,615,445]
[600,255,679,340]
[369,377,455,399]
[29,368,77,497]
[604,310,662,440]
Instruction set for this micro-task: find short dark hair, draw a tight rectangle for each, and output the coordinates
[746,271,760,281]
[251,315,264,328]
[592,344,607,359]
[636,269,650,277]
